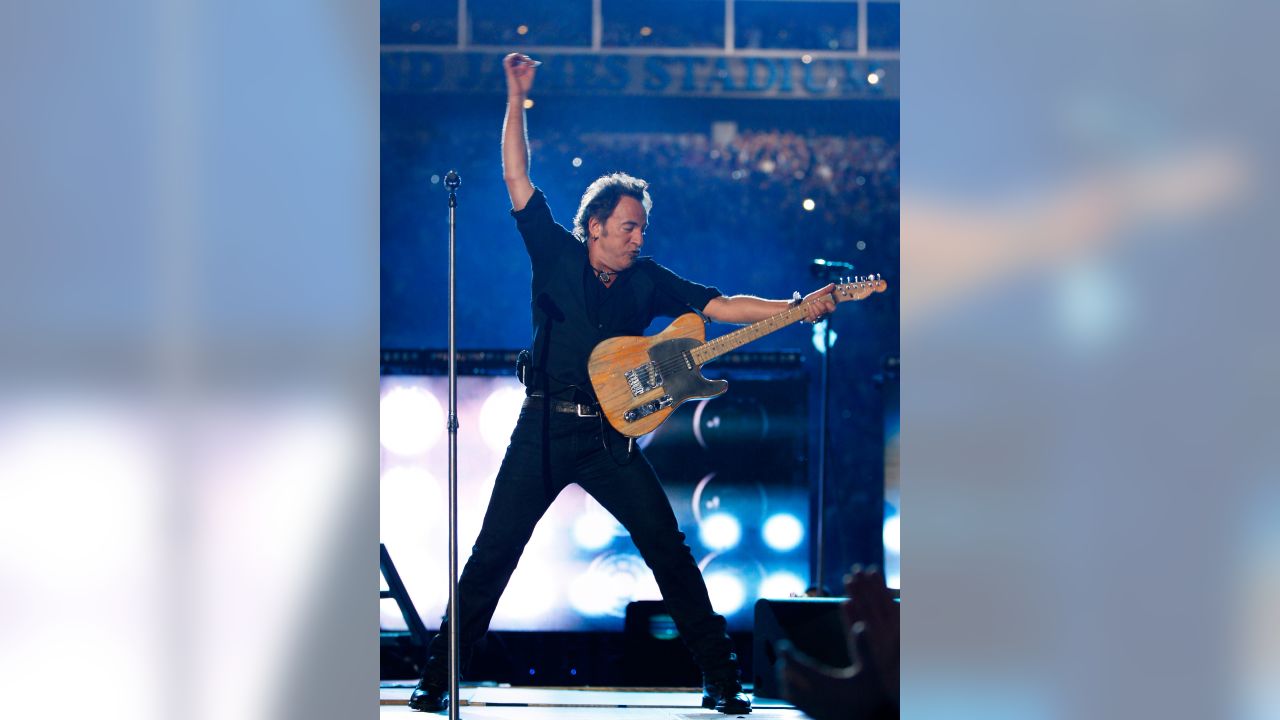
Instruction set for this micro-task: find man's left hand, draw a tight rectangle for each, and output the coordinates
[801,284,838,323]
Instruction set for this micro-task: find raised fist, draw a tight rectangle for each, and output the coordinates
[503,53,538,98]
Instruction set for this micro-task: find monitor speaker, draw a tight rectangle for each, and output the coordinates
[751,597,850,699]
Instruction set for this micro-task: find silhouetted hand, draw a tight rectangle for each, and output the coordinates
[777,565,899,720]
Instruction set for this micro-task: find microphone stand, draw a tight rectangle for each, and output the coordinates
[814,314,832,595]
[809,260,853,596]
[444,169,461,720]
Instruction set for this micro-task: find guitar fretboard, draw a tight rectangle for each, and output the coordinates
[689,300,823,365]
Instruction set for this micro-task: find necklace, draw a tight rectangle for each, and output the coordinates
[595,268,616,284]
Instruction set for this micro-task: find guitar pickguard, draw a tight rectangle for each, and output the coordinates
[644,337,727,408]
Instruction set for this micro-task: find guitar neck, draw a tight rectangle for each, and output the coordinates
[689,298,826,365]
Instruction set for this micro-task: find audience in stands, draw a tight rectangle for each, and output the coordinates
[384,125,899,271]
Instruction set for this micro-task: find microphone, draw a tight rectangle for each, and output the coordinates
[444,170,461,192]
[811,258,854,278]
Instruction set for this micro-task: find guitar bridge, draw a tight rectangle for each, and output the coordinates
[623,395,673,423]
[623,361,664,397]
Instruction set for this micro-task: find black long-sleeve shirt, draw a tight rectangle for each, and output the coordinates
[512,188,721,403]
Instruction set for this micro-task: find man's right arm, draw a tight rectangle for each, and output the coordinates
[502,53,536,211]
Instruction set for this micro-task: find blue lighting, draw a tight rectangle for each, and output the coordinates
[811,320,837,354]
[698,512,742,551]
[762,512,805,552]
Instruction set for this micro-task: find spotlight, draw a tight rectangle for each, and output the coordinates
[380,466,442,533]
[523,98,534,109]
[867,71,881,85]
[496,563,559,621]
[568,573,615,617]
[699,512,742,551]
[516,24,529,35]
[883,514,900,554]
[802,198,816,211]
[760,570,807,599]
[478,385,526,452]
[573,512,619,551]
[568,553,648,617]
[640,26,653,37]
[380,385,444,455]
[762,513,804,552]
[801,54,813,64]
[704,571,746,615]
[572,157,583,168]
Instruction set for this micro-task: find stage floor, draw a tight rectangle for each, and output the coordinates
[380,683,804,719]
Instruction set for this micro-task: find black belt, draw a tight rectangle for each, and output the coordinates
[524,394,599,418]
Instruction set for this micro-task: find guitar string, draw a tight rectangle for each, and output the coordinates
[642,300,820,378]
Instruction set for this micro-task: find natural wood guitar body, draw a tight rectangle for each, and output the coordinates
[588,313,727,437]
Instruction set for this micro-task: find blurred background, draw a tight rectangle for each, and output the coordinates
[379,0,900,683]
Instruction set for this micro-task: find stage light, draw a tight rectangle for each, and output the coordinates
[572,157,583,167]
[811,320,837,354]
[523,98,534,109]
[856,240,867,251]
[517,24,529,35]
[705,571,747,615]
[573,512,619,551]
[699,512,742,551]
[640,26,653,37]
[801,54,813,64]
[430,174,439,184]
[868,71,881,85]
[760,570,807,599]
[883,513,900,554]
[380,385,444,456]
[380,466,442,544]
[802,198,816,211]
[496,562,559,621]
[762,512,804,552]
[479,385,526,452]
[568,573,616,617]
[568,553,648,617]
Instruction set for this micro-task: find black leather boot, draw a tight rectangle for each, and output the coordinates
[407,677,449,713]
[702,674,752,714]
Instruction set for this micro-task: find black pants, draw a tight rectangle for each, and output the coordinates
[423,399,737,682]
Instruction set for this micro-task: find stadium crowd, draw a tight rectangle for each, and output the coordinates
[384,123,898,293]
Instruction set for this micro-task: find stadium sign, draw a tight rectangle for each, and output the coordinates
[381,50,897,100]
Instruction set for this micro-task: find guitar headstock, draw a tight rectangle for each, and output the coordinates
[833,274,888,303]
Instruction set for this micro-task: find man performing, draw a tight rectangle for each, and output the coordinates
[409,52,839,715]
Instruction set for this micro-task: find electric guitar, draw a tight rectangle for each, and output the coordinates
[588,275,888,437]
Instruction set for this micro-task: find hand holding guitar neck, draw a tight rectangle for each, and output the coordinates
[800,283,838,323]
